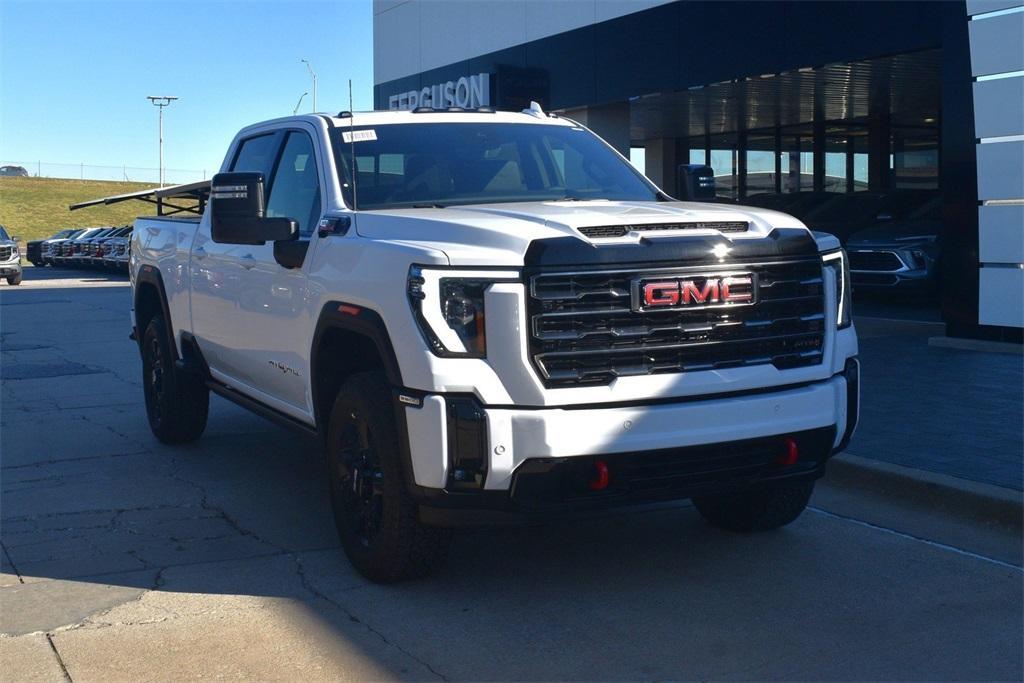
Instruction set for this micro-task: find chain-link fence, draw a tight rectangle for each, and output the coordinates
[0,160,208,185]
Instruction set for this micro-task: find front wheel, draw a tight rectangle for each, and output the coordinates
[693,481,814,532]
[326,372,450,583]
[141,315,209,444]
[6,274,21,285]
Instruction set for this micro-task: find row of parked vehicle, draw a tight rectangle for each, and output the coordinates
[28,225,132,272]
[741,189,941,293]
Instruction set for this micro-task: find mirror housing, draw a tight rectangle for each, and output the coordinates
[676,164,715,201]
[210,172,297,245]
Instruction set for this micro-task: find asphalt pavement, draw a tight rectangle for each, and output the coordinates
[2,268,1021,682]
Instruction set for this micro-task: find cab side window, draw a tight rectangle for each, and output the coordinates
[230,134,277,174]
[266,132,322,238]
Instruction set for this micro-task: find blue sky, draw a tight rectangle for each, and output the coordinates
[1,0,374,179]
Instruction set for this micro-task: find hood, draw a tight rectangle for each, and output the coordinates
[354,199,809,266]
[847,220,941,246]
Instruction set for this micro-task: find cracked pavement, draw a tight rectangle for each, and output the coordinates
[2,269,1022,681]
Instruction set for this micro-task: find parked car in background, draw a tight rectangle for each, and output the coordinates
[0,165,29,177]
[0,224,23,285]
[742,191,840,222]
[69,227,113,266]
[847,196,942,293]
[101,226,132,271]
[83,227,118,266]
[26,238,45,266]
[92,226,131,267]
[59,227,105,266]
[39,229,78,265]
[48,229,85,266]
[801,190,937,244]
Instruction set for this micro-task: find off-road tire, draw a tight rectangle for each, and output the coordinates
[693,481,814,532]
[327,371,450,583]
[6,274,22,285]
[141,315,208,444]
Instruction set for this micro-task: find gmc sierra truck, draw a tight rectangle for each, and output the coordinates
[82,106,858,582]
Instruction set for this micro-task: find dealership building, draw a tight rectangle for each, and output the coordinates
[373,0,1023,340]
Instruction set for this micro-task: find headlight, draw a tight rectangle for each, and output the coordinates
[408,266,519,358]
[822,249,852,329]
[11,245,19,257]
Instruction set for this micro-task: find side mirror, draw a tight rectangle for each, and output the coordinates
[676,164,716,201]
[12,235,21,242]
[210,172,297,245]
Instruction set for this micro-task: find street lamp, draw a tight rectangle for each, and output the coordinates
[293,92,308,116]
[146,96,178,187]
[301,59,317,112]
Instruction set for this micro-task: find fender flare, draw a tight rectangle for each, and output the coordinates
[309,302,439,501]
[134,264,178,360]
[309,301,404,427]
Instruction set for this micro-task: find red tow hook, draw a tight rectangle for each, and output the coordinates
[777,437,800,466]
[588,459,610,491]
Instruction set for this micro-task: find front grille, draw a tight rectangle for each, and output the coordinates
[0,246,12,260]
[527,258,826,387]
[578,221,749,239]
[848,250,903,272]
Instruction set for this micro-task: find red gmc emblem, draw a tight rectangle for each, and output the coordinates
[632,273,757,311]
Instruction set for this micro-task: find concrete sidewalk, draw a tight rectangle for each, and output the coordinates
[2,270,1022,682]
[850,315,1023,491]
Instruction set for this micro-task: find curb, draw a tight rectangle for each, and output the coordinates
[825,452,1023,530]
[927,336,1023,355]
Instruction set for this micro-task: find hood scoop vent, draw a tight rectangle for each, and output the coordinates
[579,221,749,239]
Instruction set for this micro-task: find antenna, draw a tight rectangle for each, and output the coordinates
[349,79,357,212]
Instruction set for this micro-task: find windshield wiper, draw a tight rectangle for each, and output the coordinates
[411,203,447,209]
[550,196,608,202]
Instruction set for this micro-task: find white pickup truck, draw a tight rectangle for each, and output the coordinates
[92,107,859,582]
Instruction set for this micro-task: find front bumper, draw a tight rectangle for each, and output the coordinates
[405,361,859,526]
[0,262,21,277]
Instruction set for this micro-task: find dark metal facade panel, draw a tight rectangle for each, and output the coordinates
[374,0,946,111]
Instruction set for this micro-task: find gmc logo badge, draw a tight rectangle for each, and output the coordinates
[631,273,757,311]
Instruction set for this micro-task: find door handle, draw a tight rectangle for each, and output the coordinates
[193,246,206,259]
[240,253,256,270]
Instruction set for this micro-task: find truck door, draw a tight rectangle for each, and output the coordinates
[190,132,279,390]
[236,129,322,415]
[191,128,322,421]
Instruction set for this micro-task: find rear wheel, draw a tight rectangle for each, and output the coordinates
[141,315,208,444]
[693,481,814,532]
[6,274,21,285]
[326,371,450,583]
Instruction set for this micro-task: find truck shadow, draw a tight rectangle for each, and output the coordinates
[12,265,128,285]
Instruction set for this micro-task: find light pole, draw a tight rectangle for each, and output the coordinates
[293,92,308,116]
[146,96,178,187]
[301,59,317,112]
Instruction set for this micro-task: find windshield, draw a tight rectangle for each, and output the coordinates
[332,122,660,210]
[0,226,9,241]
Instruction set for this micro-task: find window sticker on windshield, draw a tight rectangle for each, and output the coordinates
[342,129,378,143]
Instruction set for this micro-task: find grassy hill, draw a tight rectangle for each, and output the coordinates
[0,176,159,242]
